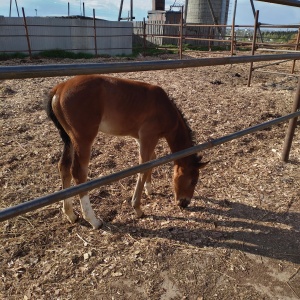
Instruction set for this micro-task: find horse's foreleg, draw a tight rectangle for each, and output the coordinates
[72,145,102,229]
[132,136,157,218]
[132,172,150,218]
[144,151,156,196]
[59,143,77,223]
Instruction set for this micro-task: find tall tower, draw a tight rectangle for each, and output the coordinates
[152,0,165,10]
[186,0,229,25]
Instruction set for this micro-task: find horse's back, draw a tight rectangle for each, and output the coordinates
[51,75,178,138]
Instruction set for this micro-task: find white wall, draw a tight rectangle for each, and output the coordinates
[0,16,132,56]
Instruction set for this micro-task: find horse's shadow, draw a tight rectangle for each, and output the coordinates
[108,196,300,264]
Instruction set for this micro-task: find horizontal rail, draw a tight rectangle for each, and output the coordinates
[0,35,133,38]
[252,59,294,70]
[257,48,300,53]
[0,24,131,29]
[1,53,300,80]
[234,24,300,28]
[184,37,231,43]
[254,70,300,77]
[1,110,300,222]
[3,22,298,29]
[1,47,133,54]
[256,0,300,7]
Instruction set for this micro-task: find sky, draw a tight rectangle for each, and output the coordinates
[0,0,299,26]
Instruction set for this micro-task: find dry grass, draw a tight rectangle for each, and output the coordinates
[1,51,300,299]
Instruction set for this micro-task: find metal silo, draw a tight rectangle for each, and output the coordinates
[185,0,230,25]
[185,0,230,46]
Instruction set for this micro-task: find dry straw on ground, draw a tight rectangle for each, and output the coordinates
[1,51,300,299]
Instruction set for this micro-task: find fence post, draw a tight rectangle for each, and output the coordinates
[208,27,211,51]
[291,28,300,74]
[230,0,237,56]
[93,9,98,57]
[247,10,259,87]
[22,7,32,59]
[282,78,300,162]
[179,6,184,59]
[143,18,147,55]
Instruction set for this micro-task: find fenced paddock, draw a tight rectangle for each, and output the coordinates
[1,51,300,299]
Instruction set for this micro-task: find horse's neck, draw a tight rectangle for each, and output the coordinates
[165,115,194,165]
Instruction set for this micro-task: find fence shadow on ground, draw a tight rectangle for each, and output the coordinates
[110,197,300,264]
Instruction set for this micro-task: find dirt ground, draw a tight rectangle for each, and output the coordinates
[1,51,300,300]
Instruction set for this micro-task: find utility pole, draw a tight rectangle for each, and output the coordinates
[118,0,135,21]
[10,0,20,16]
[15,0,20,17]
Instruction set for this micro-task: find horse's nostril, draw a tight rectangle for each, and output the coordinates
[178,198,190,208]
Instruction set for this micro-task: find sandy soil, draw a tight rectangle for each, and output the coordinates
[1,51,300,299]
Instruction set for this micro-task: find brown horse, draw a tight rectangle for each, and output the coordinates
[46,75,208,229]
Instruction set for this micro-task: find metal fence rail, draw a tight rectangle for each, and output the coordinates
[1,53,300,80]
[1,110,300,222]
[1,52,300,222]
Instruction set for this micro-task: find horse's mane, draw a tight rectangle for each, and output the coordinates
[169,96,197,147]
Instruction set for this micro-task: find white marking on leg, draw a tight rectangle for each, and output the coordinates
[144,182,152,196]
[80,195,102,229]
[132,174,145,218]
[63,198,77,223]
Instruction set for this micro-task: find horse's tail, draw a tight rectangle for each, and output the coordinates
[46,89,71,147]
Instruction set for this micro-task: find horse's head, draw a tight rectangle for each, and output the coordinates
[173,155,208,208]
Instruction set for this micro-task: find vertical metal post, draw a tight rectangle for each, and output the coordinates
[179,6,184,60]
[9,0,12,17]
[93,9,98,57]
[291,28,300,74]
[247,10,259,87]
[282,78,300,162]
[208,27,211,51]
[231,0,237,56]
[130,0,133,21]
[22,7,32,59]
[15,0,20,17]
[83,2,85,17]
[143,18,147,55]
[68,2,70,16]
[118,0,124,21]
[249,0,263,43]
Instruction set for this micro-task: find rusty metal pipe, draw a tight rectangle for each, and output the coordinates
[1,53,300,80]
[1,110,300,222]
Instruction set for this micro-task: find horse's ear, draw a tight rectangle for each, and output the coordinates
[197,155,209,169]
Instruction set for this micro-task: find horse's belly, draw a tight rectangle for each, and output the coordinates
[98,119,128,136]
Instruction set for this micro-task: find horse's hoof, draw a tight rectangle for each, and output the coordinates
[66,213,78,224]
[135,209,145,218]
[144,183,153,196]
[91,219,103,230]
[177,198,191,208]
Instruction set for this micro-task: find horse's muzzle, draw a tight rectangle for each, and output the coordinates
[178,198,191,208]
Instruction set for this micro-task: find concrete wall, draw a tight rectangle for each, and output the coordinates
[0,16,132,56]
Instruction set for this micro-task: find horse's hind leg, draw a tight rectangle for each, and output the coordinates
[72,142,102,229]
[58,143,77,223]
